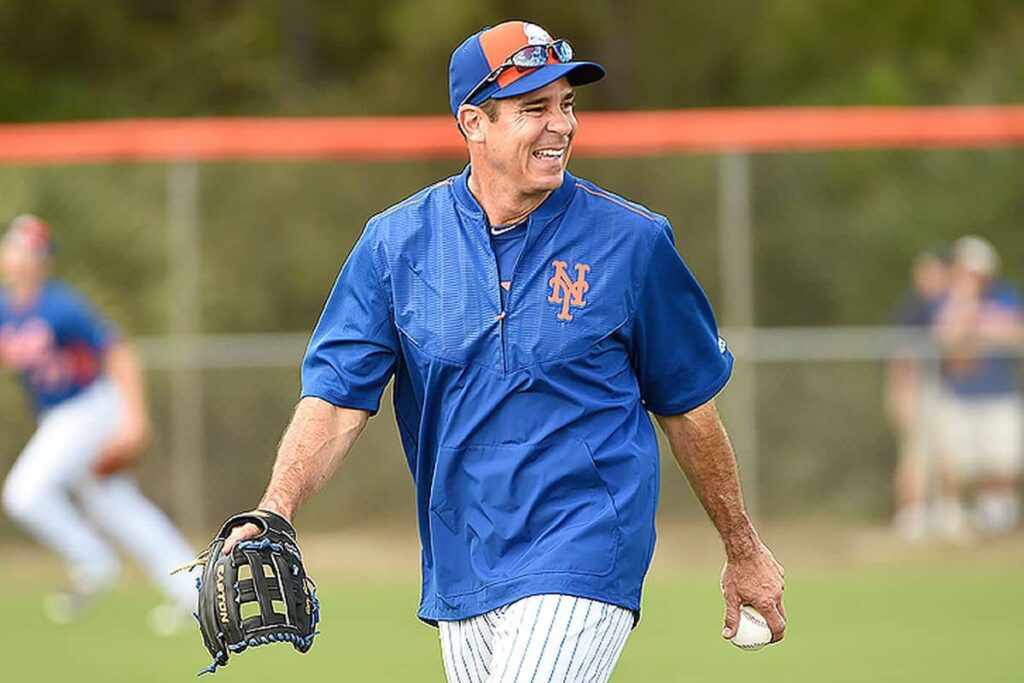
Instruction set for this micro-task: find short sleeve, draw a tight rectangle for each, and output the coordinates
[301,228,399,414]
[996,283,1023,312]
[627,222,733,415]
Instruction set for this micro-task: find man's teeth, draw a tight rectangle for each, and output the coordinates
[534,149,564,159]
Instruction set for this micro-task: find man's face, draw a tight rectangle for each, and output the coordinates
[0,237,47,289]
[477,78,578,197]
[950,264,986,295]
[913,256,948,299]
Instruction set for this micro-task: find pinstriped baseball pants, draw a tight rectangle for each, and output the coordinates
[438,594,634,683]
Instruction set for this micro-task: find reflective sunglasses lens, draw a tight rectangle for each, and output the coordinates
[552,40,573,62]
[511,45,549,68]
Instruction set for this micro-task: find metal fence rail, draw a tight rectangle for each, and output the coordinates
[0,116,1020,533]
[121,329,1023,529]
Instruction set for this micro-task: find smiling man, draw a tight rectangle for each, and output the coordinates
[221,20,785,682]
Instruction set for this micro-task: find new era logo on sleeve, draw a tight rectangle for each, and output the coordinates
[718,336,728,354]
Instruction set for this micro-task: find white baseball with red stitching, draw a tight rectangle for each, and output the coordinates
[730,605,773,651]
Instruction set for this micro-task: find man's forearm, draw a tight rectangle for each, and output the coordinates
[104,340,148,421]
[259,396,370,520]
[976,317,1024,346]
[659,399,787,641]
[656,400,759,559]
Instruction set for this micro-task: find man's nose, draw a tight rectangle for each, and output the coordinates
[547,109,574,136]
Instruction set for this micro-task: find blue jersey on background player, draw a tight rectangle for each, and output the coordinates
[937,278,1022,397]
[0,279,118,412]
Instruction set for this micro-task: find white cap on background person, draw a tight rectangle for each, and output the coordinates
[952,234,999,277]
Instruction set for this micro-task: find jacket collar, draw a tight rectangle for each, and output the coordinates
[452,164,577,225]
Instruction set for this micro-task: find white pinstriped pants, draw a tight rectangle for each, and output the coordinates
[438,594,634,683]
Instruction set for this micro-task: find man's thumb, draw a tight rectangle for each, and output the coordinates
[722,598,740,639]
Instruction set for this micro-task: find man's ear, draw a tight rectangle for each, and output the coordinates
[458,106,487,143]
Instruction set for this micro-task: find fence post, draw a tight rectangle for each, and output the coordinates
[167,161,205,532]
[718,151,760,518]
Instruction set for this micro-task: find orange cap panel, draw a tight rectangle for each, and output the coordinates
[479,22,560,90]
[479,22,528,69]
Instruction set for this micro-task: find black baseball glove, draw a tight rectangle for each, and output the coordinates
[175,509,320,675]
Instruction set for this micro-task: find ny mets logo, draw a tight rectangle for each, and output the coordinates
[547,260,590,321]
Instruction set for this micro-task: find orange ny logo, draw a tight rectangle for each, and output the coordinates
[548,260,590,321]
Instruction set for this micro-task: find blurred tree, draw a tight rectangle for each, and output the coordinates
[0,1,1021,524]
[1,0,1022,121]
[0,0,1021,329]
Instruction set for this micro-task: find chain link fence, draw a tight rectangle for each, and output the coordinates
[0,148,1021,536]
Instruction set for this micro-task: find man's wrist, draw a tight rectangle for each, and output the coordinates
[721,522,760,561]
[257,497,295,522]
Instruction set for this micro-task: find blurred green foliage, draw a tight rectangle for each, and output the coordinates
[1,1,1022,121]
[1,0,1021,327]
[0,2,1021,527]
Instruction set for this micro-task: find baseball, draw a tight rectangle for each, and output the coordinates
[730,605,773,651]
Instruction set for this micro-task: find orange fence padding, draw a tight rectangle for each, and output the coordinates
[1,106,1023,164]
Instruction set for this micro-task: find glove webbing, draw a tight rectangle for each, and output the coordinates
[238,544,288,629]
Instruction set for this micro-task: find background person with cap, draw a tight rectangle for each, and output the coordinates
[0,214,197,632]
[220,20,785,682]
[885,245,952,541]
[932,235,1024,537]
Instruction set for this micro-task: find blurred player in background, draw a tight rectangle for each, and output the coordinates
[933,235,1024,537]
[885,246,950,540]
[0,215,196,632]
[223,20,785,682]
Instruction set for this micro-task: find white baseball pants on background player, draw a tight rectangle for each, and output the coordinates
[1,379,195,610]
[439,593,634,683]
[937,392,1023,480]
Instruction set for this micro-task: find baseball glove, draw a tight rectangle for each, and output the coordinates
[174,509,320,675]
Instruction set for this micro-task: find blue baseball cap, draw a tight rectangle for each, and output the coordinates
[449,21,605,117]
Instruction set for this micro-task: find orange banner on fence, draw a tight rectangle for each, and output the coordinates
[1,106,1023,164]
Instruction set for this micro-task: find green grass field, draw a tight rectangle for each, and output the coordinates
[3,526,1022,682]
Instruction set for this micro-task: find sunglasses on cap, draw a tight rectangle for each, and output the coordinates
[459,39,575,110]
